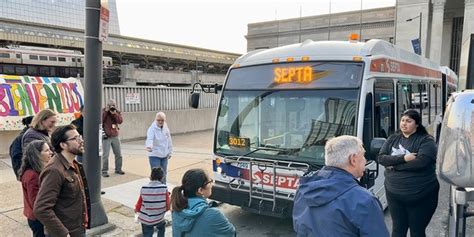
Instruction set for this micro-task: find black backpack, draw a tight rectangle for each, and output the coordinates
[9,129,26,180]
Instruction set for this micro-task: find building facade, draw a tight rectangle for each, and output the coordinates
[247,0,474,89]
[1,0,121,35]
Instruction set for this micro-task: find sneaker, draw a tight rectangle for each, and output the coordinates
[102,173,109,177]
[115,170,125,175]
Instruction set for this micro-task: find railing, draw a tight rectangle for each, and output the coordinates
[103,85,219,112]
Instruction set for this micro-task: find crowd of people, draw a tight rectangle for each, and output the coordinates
[9,106,441,237]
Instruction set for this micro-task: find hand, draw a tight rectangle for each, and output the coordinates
[168,155,172,159]
[145,147,152,152]
[404,153,417,162]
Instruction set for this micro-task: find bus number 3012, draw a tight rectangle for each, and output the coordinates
[228,136,249,148]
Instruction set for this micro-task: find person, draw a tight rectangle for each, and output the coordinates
[19,140,54,237]
[134,167,170,237]
[145,112,173,182]
[34,124,91,237]
[378,109,438,237]
[71,105,84,163]
[293,135,389,237]
[171,169,235,237]
[9,115,34,179]
[102,99,125,177]
[22,109,57,149]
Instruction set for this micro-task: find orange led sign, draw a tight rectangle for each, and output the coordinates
[274,66,313,84]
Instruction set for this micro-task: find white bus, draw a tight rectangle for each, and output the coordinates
[195,38,458,217]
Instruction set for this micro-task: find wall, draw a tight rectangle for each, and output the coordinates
[119,108,217,141]
[0,108,217,155]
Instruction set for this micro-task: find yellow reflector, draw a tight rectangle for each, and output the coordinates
[287,57,294,62]
[272,58,280,63]
[232,64,240,68]
[349,33,359,41]
[215,158,222,166]
[301,56,310,61]
[353,56,363,61]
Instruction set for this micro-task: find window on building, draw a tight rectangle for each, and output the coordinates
[49,56,57,61]
[29,55,38,60]
[39,56,48,61]
[0,53,10,58]
[58,57,66,62]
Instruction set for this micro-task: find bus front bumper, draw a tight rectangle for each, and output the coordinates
[210,181,294,218]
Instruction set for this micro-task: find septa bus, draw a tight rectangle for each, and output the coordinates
[192,39,458,218]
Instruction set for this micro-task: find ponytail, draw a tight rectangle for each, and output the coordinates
[171,169,209,212]
[171,186,188,212]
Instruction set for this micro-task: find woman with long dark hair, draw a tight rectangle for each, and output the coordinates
[171,169,235,237]
[378,109,438,237]
[19,140,54,237]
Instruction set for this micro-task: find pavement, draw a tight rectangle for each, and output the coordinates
[0,130,215,237]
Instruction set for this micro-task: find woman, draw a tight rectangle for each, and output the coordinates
[22,109,57,149]
[145,112,173,182]
[378,109,438,237]
[19,140,54,237]
[171,169,235,237]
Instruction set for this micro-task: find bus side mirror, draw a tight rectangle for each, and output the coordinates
[369,137,386,160]
[361,167,377,189]
[189,93,200,109]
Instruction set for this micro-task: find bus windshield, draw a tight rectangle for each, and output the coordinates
[215,62,362,165]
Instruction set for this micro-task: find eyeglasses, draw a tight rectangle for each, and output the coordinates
[66,135,83,142]
[203,179,214,186]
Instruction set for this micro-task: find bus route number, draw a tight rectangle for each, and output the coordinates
[228,136,250,149]
[274,66,313,84]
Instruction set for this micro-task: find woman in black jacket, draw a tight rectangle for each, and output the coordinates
[378,109,438,237]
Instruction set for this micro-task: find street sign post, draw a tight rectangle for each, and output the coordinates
[99,0,109,42]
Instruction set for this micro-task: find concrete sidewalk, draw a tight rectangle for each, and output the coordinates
[0,130,214,237]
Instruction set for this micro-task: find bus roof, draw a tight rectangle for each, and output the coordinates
[234,39,441,73]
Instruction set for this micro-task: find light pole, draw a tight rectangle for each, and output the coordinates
[406,12,422,55]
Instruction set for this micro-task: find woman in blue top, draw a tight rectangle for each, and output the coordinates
[171,169,235,237]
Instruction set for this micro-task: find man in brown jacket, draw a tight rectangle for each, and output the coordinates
[101,99,125,177]
[34,124,90,237]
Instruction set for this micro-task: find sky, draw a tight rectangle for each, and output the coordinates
[116,0,396,54]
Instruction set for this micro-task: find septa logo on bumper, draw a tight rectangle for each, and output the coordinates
[252,172,299,189]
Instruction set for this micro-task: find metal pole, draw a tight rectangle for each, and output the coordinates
[328,0,331,40]
[85,0,108,227]
[419,12,422,55]
[359,0,363,41]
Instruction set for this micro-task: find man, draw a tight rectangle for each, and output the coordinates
[293,135,389,237]
[34,125,90,237]
[101,99,125,177]
[71,105,84,163]
[145,112,173,182]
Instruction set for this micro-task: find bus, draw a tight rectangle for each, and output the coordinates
[192,38,458,218]
[0,45,117,83]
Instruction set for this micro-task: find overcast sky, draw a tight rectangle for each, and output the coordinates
[116,0,395,54]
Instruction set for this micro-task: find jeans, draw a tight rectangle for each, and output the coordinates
[27,219,45,237]
[102,136,123,173]
[387,185,439,237]
[149,156,168,183]
[141,221,165,237]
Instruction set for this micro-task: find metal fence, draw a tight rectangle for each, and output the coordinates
[102,85,220,112]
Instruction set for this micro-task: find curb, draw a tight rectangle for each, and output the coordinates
[86,223,116,236]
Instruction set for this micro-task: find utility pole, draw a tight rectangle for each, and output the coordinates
[85,0,108,227]
[359,0,363,41]
[328,0,332,40]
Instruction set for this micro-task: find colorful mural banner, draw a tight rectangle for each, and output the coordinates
[0,75,84,131]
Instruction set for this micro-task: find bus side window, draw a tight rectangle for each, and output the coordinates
[397,83,410,120]
[374,80,395,138]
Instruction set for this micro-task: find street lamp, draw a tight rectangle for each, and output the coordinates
[406,12,422,55]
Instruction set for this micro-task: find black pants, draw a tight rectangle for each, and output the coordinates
[386,186,439,237]
[27,219,45,237]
